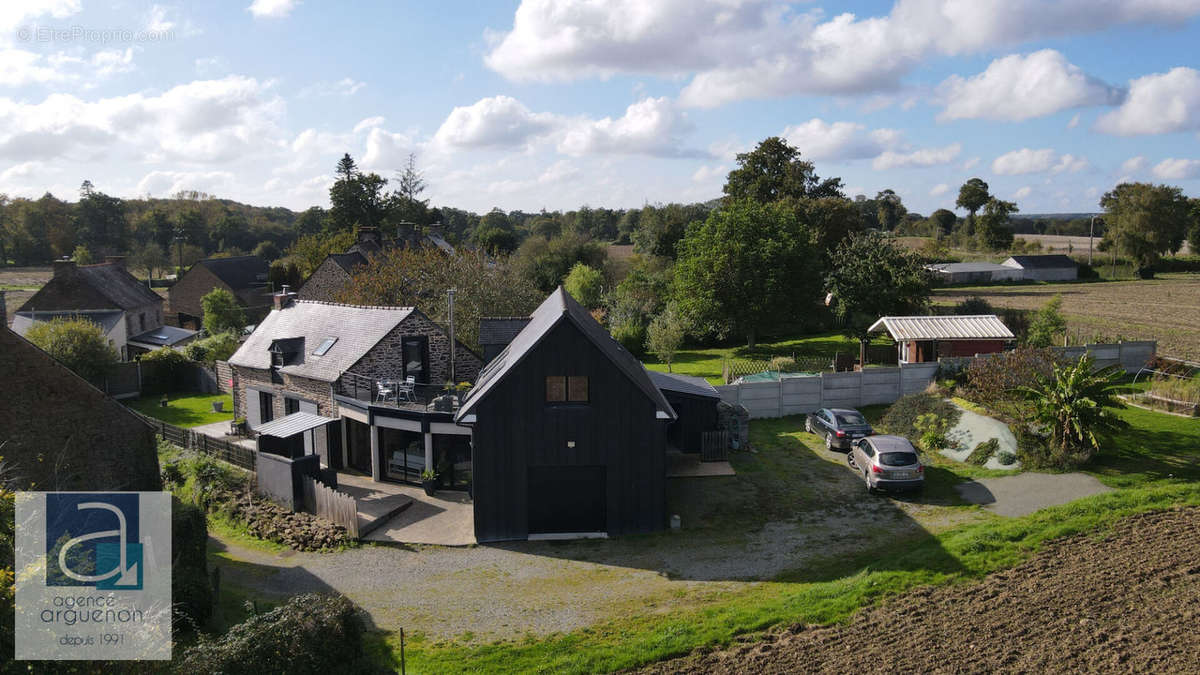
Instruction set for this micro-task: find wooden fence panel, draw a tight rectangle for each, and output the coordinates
[301,475,359,538]
[700,431,729,462]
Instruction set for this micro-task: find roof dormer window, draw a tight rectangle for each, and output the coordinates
[269,337,305,367]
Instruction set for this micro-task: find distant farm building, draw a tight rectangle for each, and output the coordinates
[925,262,1024,285]
[869,315,1015,364]
[1002,255,1079,281]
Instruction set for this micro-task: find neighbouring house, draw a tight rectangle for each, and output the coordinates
[478,317,532,362]
[0,325,161,491]
[1002,254,1079,281]
[869,315,1015,364]
[12,257,193,359]
[169,255,272,329]
[297,225,458,303]
[226,290,483,483]
[647,371,722,453]
[925,262,1024,285]
[455,287,677,542]
[296,251,368,302]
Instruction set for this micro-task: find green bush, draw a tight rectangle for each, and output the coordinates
[139,346,194,394]
[967,438,999,465]
[996,450,1018,466]
[610,319,647,358]
[914,413,951,452]
[177,594,369,674]
[172,497,212,630]
[879,393,961,441]
[1015,426,1052,469]
[185,331,241,364]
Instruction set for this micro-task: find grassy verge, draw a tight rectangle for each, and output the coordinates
[400,482,1200,673]
[128,391,234,427]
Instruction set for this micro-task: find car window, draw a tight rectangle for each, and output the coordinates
[820,410,832,423]
[863,443,876,458]
[835,412,866,426]
[879,452,919,466]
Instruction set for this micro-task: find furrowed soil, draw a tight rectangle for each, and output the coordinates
[935,273,1200,361]
[641,507,1200,674]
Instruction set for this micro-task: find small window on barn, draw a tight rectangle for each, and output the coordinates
[546,376,566,402]
[313,337,337,356]
[568,376,588,402]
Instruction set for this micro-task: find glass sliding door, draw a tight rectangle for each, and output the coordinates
[434,434,472,490]
[379,427,425,483]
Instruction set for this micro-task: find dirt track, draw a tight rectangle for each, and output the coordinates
[642,507,1200,674]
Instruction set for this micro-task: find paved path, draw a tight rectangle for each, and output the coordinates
[943,403,1019,470]
[191,420,256,449]
[954,472,1113,517]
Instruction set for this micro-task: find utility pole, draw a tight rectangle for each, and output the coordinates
[447,287,456,384]
[173,226,184,278]
[1088,216,1101,265]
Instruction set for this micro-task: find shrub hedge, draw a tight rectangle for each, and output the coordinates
[879,393,961,441]
[177,593,371,674]
[172,497,212,630]
[967,438,999,465]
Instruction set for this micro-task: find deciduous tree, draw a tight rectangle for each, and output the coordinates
[563,262,604,309]
[956,178,991,230]
[646,303,687,372]
[723,137,844,204]
[1100,182,1191,277]
[976,198,1017,251]
[25,317,119,382]
[875,189,907,231]
[201,288,246,335]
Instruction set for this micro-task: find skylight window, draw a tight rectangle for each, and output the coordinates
[313,337,337,356]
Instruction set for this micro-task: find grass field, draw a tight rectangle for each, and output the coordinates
[128,391,233,427]
[642,332,873,384]
[934,273,1200,361]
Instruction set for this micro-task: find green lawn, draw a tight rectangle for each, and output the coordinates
[396,402,1200,673]
[128,391,234,427]
[643,332,880,384]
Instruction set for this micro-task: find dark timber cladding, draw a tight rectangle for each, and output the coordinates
[459,287,675,542]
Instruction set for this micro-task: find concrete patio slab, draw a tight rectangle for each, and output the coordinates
[336,472,415,536]
[191,420,257,450]
[342,475,475,546]
[666,452,736,478]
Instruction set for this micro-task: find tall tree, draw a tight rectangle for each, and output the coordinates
[392,153,431,225]
[201,288,247,335]
[563,262,604,309]
[673,199,821,348]
[646,303,687,373]
[74,183,127,255]
[976,198,1018,251]
[1100,182,1191,277]
[329,153,389,232]
[875,189,906,231]
[930,208,957,237]
[825,231,933,365]
[956,178,991,231]
[723,136,844,204]
[631,202,709,259]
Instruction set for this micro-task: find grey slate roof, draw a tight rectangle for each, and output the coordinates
[868,315,1015,340]
[328,251,368,274]
[479,317,531,346]
[228,300,414,382]
[128,325,198,347]
[80,263,163,309]
[195,255,270,291]
[647,370,720,398]
[456,287,677,421]
[11,309,125,337]
[1003,255,1077,269]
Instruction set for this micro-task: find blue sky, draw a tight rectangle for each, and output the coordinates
[1,1,1199,216]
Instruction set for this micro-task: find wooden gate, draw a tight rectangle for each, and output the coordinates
[301,475,359,538]
[700,431,729,462]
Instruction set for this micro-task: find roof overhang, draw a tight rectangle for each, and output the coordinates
[254,411,338,438]
[868,315,1015,341]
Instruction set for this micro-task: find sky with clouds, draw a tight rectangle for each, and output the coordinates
[1,0,1199,216]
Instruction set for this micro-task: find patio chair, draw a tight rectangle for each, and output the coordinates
[397,376,416,402]
[388,450,405,476]
[376,380,395,403]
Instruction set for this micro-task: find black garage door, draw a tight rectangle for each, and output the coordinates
[527,466,606,534]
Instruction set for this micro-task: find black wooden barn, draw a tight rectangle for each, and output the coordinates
[647,371,721,452]
[456,287,677,542]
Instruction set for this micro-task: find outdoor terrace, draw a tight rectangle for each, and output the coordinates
[334,371,465,414]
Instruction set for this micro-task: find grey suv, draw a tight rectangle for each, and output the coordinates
[848,435,924,493]
[806,407,873,450]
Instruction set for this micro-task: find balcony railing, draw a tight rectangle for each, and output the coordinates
[335,371,464,413]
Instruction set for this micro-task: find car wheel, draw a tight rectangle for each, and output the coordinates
[805,418,813,434]
[824,433,833,450]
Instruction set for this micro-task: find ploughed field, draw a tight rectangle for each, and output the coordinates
[643,506,1200,674]
[935,273,1200,361]
[0,266,51,325]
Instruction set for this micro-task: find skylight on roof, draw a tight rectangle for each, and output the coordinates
[312,337,337,356]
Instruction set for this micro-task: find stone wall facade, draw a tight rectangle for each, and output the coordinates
[232,365,336,464]
[296,258,353,302]
[348,310,483,387]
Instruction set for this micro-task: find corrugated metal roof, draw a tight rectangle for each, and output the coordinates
[647,370,720,398]
[254,411,338,438]
[228,301,413,382]
[1003,255,1077,269]
[867,315,1015,340]
[456,287,677,421]
[926,262,1015,273]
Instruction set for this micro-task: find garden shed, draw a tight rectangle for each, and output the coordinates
[869,315,1015,364]
[648,370,721,453]
[925,262,1024,284]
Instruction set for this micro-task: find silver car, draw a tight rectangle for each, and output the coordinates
[848,435,924,493]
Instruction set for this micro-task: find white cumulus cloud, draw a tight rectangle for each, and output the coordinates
[872,143,961,170]
[780,118,901,161]
[433,95,557,150]
[1095,67,1200,135]
[1014,186,1032,199]
[992,148,1087,175]
[929,183,949,196]
[937,50,1122,122]
[1121,156,1147,173]
[1152,157,1200,179]
[247,0,298,19]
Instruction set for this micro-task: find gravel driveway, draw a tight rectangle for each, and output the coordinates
[954,472,1113,517]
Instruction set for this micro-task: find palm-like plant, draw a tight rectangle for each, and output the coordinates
[1018,354,1127,466]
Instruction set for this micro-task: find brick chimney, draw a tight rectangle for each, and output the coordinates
[104,255,127,269]
[357,226,381,247]
[273,284,297,310]
[52,258,77,278]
